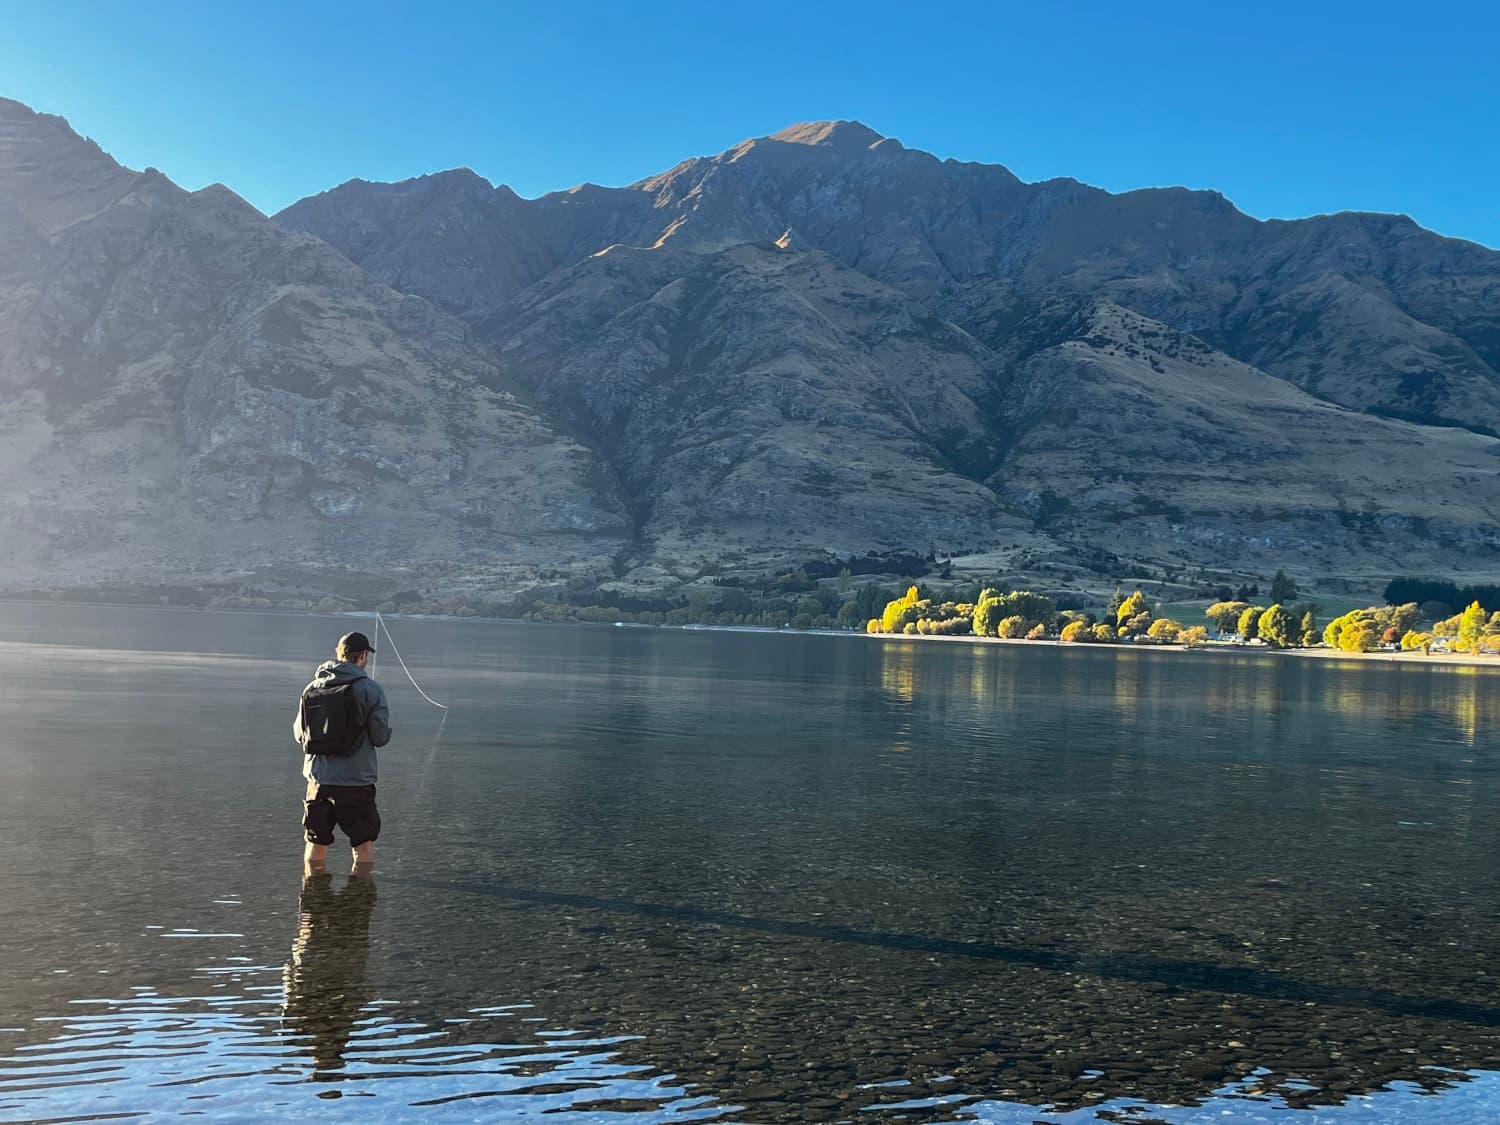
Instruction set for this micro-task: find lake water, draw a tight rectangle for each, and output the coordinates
[3,603,1500,1123]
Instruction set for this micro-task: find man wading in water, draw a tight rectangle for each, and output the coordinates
[294,631,392,874]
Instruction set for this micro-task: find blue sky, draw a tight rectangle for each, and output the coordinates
[2,0,1496,247]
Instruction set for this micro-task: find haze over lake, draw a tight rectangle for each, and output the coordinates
[3,603,1500,1123]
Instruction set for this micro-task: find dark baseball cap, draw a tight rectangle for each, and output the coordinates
[337,630,376,655]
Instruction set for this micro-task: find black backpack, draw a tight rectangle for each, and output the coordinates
[298,680,365,757]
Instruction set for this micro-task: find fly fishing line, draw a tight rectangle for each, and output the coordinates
[365,612,451,875]
[373,612,448,709]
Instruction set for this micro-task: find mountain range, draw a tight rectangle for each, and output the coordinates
[3,98,1498,607]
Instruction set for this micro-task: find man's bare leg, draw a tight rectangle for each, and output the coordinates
[351,841,375,874]
[304,841,329,873]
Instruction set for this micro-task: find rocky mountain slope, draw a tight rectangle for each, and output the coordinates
[279,121,1500,587]
[0,97,627,602]
[1,97,1496,605]
[282,121,1500,435]
[490,240,1028,565]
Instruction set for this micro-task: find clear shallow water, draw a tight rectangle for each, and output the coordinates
[3,604,1500,1123]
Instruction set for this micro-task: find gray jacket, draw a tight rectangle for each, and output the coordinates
[293,661,392,786]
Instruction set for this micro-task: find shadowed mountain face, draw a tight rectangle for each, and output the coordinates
[281,120,1500,434]
[487,241,1027,564]
[279,120,1500,582]
[0,97,628,599]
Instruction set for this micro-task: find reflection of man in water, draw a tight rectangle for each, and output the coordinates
[283,873,378,1073]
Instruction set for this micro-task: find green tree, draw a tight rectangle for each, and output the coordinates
[1206,600,1250,634]
[879,586,923,634]
[1401,630,1432,652]
[1147,618,1182,642]
[1117,590,1150,627]
[1299,610,1318,647]
[992,590,1058,629]
[853,584,891,622]
[1270,569,1298,604]
[1325,607,1396,649]
[1432,610,1463,637]
[915,601,971,633]
[1237,605,1266,641]
[1257,603,1293,648]
[775,568,816,593]
[997,615,1027,639]
[972,588,1003,637]
[1458,600,1487,653]
[1388,602,1421,636]
[1322,606,1420,652]
[796,594,826,621]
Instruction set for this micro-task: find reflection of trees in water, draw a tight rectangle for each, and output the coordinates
[1110,654,1141,718]
[282,873,377,1074]
[1452,665,1480,745]
[876,643,917,758]
[879,643,917,707]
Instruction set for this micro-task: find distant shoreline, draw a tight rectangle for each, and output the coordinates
[4,597,1497,670]
[857,628,1500,668]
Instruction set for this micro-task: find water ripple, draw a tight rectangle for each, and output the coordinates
[0,991,725,1123]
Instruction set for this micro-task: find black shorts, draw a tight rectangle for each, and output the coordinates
[302,781,380,847]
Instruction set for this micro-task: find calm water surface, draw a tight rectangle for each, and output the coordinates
[3,604,1500,1123]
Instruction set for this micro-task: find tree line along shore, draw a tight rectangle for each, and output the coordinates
[863,572,1500,657]
[5,570,1497,658]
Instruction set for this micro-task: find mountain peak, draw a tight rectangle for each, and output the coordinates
[0,95,143,233]
[424,166,494,189]
[768,121,886,150]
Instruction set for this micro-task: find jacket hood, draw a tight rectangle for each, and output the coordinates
[313,660,369,685]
